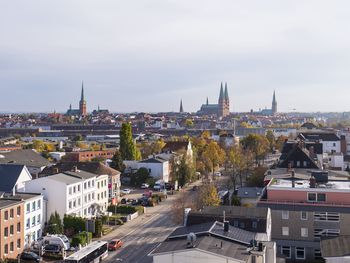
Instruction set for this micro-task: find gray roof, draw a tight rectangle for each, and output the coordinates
[63,170,96,179]
[0,149,51,168]
[3,192,42,201]
[321,236,350,257]
[199,206,268,219]
[237,187,263,198]
[0,164,28,192]
[0,199,23,209]
[151,235,250,261]
[139,157,167,164]
[46,173,81,185]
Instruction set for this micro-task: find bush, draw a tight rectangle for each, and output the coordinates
[231,195,241,206]
[108,205,137,215]
[71,231,92,247]
[63,215,86,236]
[94,219,103,238]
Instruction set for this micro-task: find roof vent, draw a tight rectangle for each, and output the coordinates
[186,232,197,248]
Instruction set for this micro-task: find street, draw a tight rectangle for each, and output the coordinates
[102,188,188,263]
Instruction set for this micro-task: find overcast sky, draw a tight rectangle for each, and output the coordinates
[1,0,350,113]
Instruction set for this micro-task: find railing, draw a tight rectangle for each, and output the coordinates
[258,199,350,208]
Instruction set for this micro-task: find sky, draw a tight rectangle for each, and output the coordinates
[1,0,350,113]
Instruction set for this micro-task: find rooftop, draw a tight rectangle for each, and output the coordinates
[46,173,81,185]
[0,199,22,209]
[269,179,350,191]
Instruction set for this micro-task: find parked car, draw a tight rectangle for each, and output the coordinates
[122,189,131,195]
[165,183,173,190]
[131,199,140,205]
[191,185,198,191]
[108,239,123,251]
[141,183,149,189]
[44,244,61,254]
[120,198,128,204]
[214,172,221,177]
[20,251,41,262]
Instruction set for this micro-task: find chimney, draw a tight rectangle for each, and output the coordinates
[53,167,59,174]
[291,171,295,188]
[258,242,263,252]
[224,221,229,232]
[72,166,78,173]
[310,176,316,188]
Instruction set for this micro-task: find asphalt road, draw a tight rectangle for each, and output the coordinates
[102,187,193,263]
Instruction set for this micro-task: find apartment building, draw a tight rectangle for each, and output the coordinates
[258,174,350,262]
[3,193,44,248]
[24,170,99,220]
[0,199,24,260]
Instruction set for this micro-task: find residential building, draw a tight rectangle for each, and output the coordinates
[0,150,51,178]
[0,164,32,193]
[3,193,44,248]
[258,174,350,262]
[40,162,121,200]
[320,236,350,263]
[150,221,278,263]
[237,187,264,206]
[298,132,341,154]
[0,199,24,260]
[138,157,169,182]
[24,170,98,220]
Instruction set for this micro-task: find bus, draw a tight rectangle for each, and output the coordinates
[64,241,108,263]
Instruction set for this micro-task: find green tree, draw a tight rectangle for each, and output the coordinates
[130,167,150,187]
[265,130,275,151]
[119,123,136,160]
[63,215,85,236]
[46,211,63,234]
[247,167,268,187]
[110,149,125,172]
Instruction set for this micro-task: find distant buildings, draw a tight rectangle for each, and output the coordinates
[259,91,278,116]
[198,82,230,118]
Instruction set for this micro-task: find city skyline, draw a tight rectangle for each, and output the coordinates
[1,1,350,113]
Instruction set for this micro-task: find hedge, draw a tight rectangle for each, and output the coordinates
[63,215,85,236]
[108,205,136,215]
[71,231,92,247]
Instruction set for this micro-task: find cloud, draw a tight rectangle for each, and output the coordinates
[1,0,350,112]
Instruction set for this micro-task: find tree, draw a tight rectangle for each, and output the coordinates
[265,130,275,151]
[171,191,196,225]
[130,168,150,187]
[175,154,192,187]
[202,141,225,176]
[119,123,136,160]
[241,134,269,165]
[196,184,221,208]
[63,215,85,236]
[46,211,63,234]
[185,119,194,128]
[110,149,125,172]
[246,167,268,187]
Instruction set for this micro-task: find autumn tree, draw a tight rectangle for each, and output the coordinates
[171,191,196,225]
[265,130,275,151]
[196,184,221,209]
[202,141,225,176]
[241,134,269,165]
[119,123,136,160]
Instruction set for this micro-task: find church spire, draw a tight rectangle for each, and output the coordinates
[179,99,184,113]
[218,82,224,103]
[272,90,277,115]
[80,81,85,102]
[206,97,209,105]
[224,82,229,101]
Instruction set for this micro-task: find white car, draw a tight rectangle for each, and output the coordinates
[121,189,131,195]
[141,183,149,189]
[214,172,222,177]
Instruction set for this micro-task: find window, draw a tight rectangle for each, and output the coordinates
[32,201,36,211]
[10,225,14,235]
[296,247,305,260]
[37,214,41,225]
[314,228,340,239]
[240,222,245,228]
[17,239,21,249]
[78,198,81,206]
[26,203,30,213]
[296,161,300,167]
[26,219,30,229]
[73,200,76,208]
[4,227,8,237]
[282,210,289,220]
[303,161,307,167]
[301,228,308,237]
[252,221,258,229]
[10,209,14,219]
[17,223,20,233]
[69,201,72,209]
[84,182,87,189]
[301,211,308,220]
[4,210,8,220]
[17,206,21,216]
[32,216,35,227]
[69,187,72,195]
[73,186,76,193]
[281,246,291,259]
[314,212,339,221]
[37,200,41,209]
[97,182,100,189]
[315,249,322,260]
[10,242,14,252]
[308,192,326,202]
[88,181,91,188]
[78,185,80,192]
[282,227,289,236]
[97,194,100,201]
[4,244,8,255]
[234,221,238,227]
[37,229,41,239]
